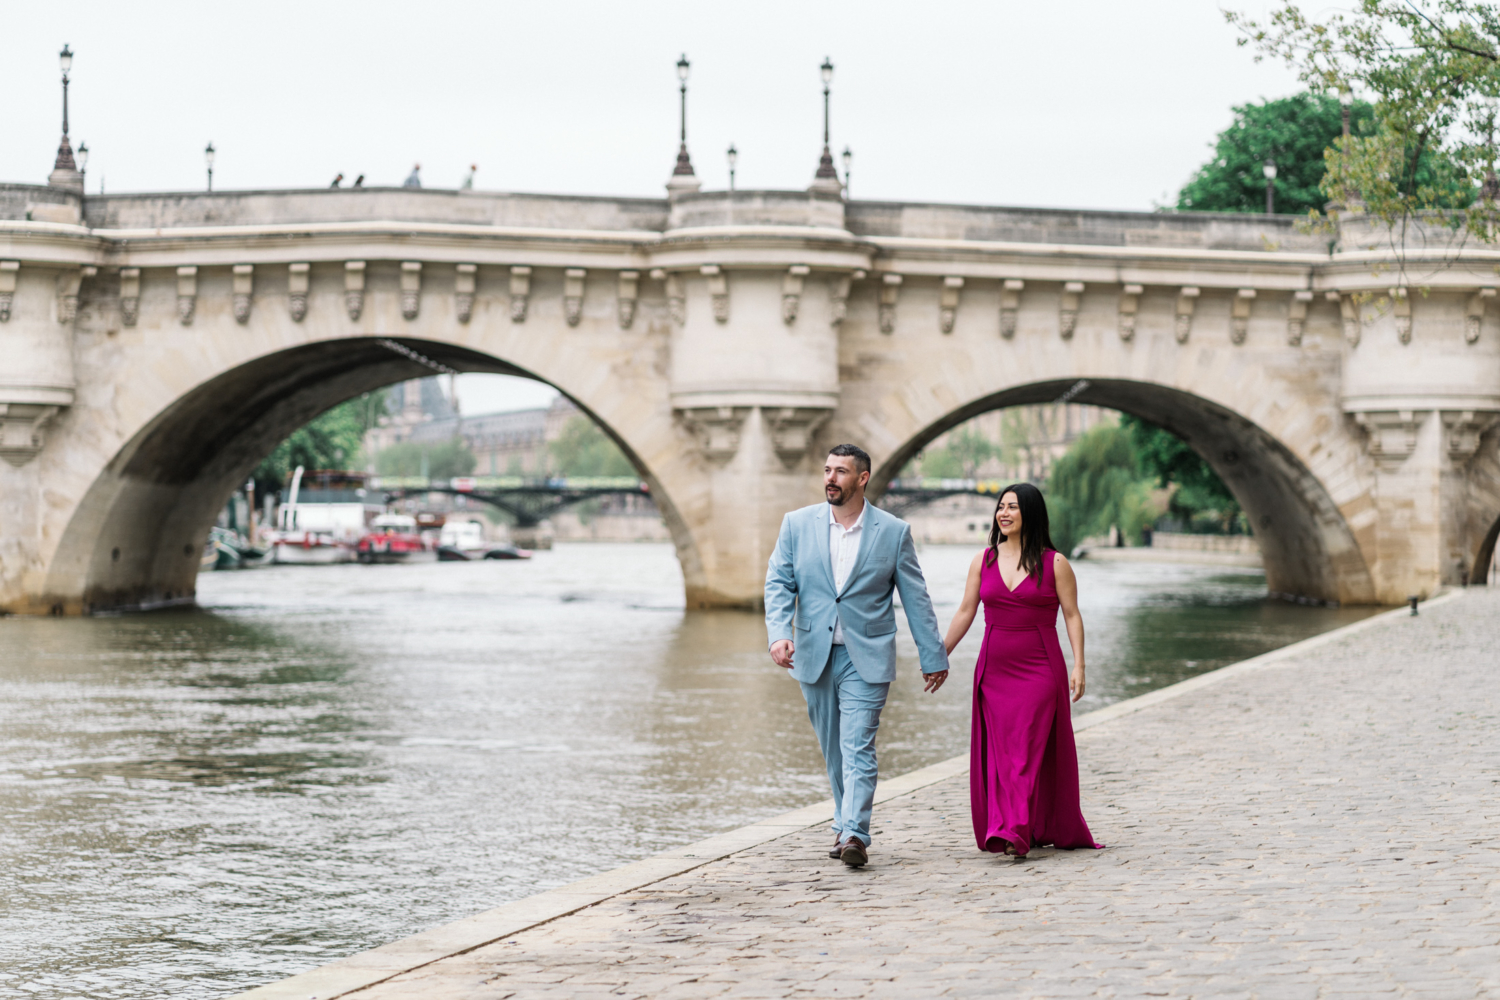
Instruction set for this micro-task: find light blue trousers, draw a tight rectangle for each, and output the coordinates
[799,644,890,847]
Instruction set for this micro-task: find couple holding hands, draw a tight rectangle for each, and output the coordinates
[765,444,1101,867]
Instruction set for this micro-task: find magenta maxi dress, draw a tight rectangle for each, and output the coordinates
[971,550,1102,853]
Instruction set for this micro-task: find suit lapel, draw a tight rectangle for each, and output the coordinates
[839,504,881,596]
[813,504,837,593]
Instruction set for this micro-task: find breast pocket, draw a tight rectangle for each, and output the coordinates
[795,617,811,632]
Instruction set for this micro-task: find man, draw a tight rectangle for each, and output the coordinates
[765,444,950,868]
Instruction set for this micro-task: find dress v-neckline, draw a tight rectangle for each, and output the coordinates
[996,555,1029,594]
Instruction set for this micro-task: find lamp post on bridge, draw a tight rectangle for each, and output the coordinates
[667,54,698,193]
[1263,157,1277,214]
[1339,87,1353,139]
[205,142,216,192]
[842,146,852,198]
[727,143,737,192]
[811,57,841,193]
[48,44,83,191]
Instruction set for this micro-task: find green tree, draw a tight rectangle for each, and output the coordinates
[1177,94,1377,214]
[1121,415,1243,532]
[548,416,635,477]
[253,391,385,493]
[1045,424,1157,555]
[918,426,998,479]
[1229,2,1494,237]
[375,439,477,480]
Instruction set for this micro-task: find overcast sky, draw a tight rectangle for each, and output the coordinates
[4,0,1300,414]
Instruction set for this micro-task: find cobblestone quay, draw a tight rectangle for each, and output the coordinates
[238,590,1500,1000]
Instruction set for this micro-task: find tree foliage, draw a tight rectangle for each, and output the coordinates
[1228,1,1498,237]
[548,416,635,477]
[1044,424,1158,556]
[1121,415,1243,531]
[917,426,999,479]
[1178,94,1378,214]
[253,391,385,493]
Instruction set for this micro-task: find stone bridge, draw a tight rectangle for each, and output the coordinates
[2,176,1498,613]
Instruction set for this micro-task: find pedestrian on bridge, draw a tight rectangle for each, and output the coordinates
[765,444,950,868]
[942,483,1102,858]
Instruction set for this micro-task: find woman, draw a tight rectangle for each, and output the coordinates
[943,483,1101,857]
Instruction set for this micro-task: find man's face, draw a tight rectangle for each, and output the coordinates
[824,455,869,507]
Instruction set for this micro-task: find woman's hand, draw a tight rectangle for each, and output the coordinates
[924,670,948,693]
[1069,665,1086,703]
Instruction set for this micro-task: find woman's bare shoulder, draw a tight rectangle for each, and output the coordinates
[970,548,989,568]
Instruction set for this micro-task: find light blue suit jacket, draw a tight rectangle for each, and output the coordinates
[765,501,950,685]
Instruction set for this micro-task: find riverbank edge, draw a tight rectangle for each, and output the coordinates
[227,590,1464,1000]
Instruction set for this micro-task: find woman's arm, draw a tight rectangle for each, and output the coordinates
[1053,553,1087,702]
[943,550,986,656]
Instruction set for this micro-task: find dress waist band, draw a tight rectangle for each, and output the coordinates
[983,616,1056,630]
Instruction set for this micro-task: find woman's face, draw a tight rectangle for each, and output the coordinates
[995,492,1022,538]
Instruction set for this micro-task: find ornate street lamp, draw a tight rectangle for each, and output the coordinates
[1339,87,1353,139]
[813,57,840,188]
[671,54,695,183]
[842,146,852,197]
[49,44,82,190]
[205,142,216,192]
[727,143,738,191]
[77,142,89,186]
[1263,157,1278,214]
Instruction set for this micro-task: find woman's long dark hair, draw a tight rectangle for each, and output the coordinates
[985,482,1056,582]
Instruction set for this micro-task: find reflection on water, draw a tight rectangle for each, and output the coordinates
[0,543,1377,999]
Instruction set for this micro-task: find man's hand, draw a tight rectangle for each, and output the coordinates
[923,669,949,693]
[770,639,795,669]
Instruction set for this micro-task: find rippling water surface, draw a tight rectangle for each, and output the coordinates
[0,543,1379,999]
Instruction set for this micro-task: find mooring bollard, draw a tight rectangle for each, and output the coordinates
[1408,595,1420,616]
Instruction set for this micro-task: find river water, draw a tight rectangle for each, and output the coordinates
[0,543,1379,999]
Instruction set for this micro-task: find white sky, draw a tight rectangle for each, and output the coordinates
[5,1,1299,415]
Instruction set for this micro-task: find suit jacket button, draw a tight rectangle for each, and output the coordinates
[835,597,840,603]
[828,626,833,631]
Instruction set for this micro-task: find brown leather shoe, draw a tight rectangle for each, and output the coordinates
[828,839,844,859]
[839,837,868,867]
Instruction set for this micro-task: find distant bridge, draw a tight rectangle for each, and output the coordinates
[373,475,650,527]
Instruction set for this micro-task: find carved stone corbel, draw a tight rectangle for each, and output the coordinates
[1442,410,1500,463]
[0,261,17,322]
[344,261,366,320]
[1287,290,1313,346]
[400,262,422,320]
[288,263,310,322]
[1390,286,1411,344]
[455,264,477,324]
[1059,282,1083,339]
[617,271,639,329]
[662,271,685,325]
[564,268,586,326]
[175,266,197,326]
[1175,287,1199,342]
[232,264,254,324]
[1465,288,1494,344]
[879,274,902,333]
[1118,284,1142,341]
[57,269,85,325]
[763,406,835,466]
[940,276,964,333]
[677,405,749,462]
[829,270,861,326]
[119,268,140,326]
[1353,409,1425,470]
[1338,292,1360,347]
[0,403,61,467]
[1230,288,1255,344]
[1000,279,1023,338]
[783,265,810,325]
[510,266,532,322]
[701,265,728,323]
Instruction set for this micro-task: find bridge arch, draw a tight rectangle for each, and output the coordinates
[41,336,705,613]
[866,378,1378,606]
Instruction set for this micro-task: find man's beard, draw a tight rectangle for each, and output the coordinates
[826,483,852,507]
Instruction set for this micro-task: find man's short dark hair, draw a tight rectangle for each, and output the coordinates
[826,443,871,475]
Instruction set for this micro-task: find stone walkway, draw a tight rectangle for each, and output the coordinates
[266,591,1500,999]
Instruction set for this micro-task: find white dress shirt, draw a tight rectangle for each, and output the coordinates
[829,500,868,644]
